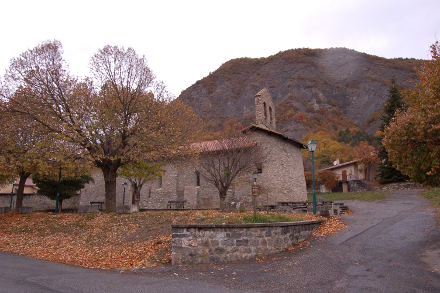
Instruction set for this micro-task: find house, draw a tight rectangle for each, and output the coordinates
[320,159,377,192]
[78,88,308,211]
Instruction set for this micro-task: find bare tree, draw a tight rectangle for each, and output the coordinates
[195,137,265,210]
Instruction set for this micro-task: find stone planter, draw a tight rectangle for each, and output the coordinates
[172,220,323,265]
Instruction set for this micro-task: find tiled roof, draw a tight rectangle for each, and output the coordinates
[189,137,255,153]
[241,124,306,148]
[320,159,361,171]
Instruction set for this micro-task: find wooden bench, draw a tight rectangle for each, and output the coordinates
[167,200,186,210]
[90,201,104,210]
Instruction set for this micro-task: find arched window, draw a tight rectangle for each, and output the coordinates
[195,171,200,187]
[269,107,273,124]
[263,102,267,120]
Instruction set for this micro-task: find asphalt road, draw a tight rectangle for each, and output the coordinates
[1,189,439,292]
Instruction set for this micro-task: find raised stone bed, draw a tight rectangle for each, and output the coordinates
[172,220,323,265]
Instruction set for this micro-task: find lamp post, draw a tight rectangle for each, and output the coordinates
[9,179,16,209]
[252,172,258,219]
[122,182,128,207]
[308,140,318,214]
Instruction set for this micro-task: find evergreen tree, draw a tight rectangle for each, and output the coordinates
[33,173,92,212]
[377,80,408,183]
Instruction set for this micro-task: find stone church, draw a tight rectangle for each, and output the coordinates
[78,88,308,211]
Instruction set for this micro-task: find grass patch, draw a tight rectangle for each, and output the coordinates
[422,188,440,207]
[241,213,300,223]
[308,191,388,202]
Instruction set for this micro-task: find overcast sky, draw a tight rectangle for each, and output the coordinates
[0,0,439,96]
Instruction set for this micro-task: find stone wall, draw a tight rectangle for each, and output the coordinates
[246,130,308,205]
[0,194,79,211]
[255,88,276,130]
[172,220,322,265]
[79,127,308,211]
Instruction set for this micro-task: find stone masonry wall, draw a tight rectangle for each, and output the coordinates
[246,130,308,205]
[0,194,79,211]
[255,88,276,130]
[172,220,322,265]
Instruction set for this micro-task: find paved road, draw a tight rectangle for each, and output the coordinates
[1,189,439,292]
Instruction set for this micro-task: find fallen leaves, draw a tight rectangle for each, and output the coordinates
[0,211,335,270]
[312,216,347,237]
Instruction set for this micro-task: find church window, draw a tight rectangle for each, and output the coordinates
[263,102,267,120]
[256,163,263,174]
[195,171,200,186]
[269,107,273,124]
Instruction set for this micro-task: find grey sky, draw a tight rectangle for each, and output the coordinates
[0,0,438,96]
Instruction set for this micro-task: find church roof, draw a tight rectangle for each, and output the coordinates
[241,124,306,149]
[189,137,255,153]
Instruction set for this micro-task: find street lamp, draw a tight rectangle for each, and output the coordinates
[308,140,318,214]
[9,179,16,209]
[122,182,128,207]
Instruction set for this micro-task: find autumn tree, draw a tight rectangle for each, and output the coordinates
[302,131,351,166]
[377,80,408,183]
[0,98,53,211]
[383,42,440,186]
[195,137,265,210]
[119,161,162,210]
[304,170,337,191]
[4,41,199,211]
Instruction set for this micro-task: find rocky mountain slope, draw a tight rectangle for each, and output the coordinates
[179,48,423,140]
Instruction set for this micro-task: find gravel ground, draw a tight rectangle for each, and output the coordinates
[1,189,439,292]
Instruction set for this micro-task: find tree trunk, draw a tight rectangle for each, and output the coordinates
[15,172,31,212]
[219,191,227,211]
[99,160,121,212]
[59,200,63,213]
[130,183,142,212]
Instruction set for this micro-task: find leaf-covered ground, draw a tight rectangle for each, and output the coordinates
[0,210,327,270]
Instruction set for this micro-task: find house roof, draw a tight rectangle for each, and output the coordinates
[241,124,306,149]
[320,159,361,171]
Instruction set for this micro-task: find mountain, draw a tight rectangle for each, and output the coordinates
[178,48,423,140]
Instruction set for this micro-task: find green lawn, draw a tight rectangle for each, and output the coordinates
[422,188,440,207]
[308,191,388,202]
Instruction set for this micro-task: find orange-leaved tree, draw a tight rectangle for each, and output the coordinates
[4,41,200,211]
[383,42,440,186]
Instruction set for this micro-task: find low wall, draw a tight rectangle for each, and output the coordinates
[172,220,323,265]
[0,194,79,211]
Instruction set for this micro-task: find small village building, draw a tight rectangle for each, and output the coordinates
[320,159,377,192]
[78,88,308,211]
